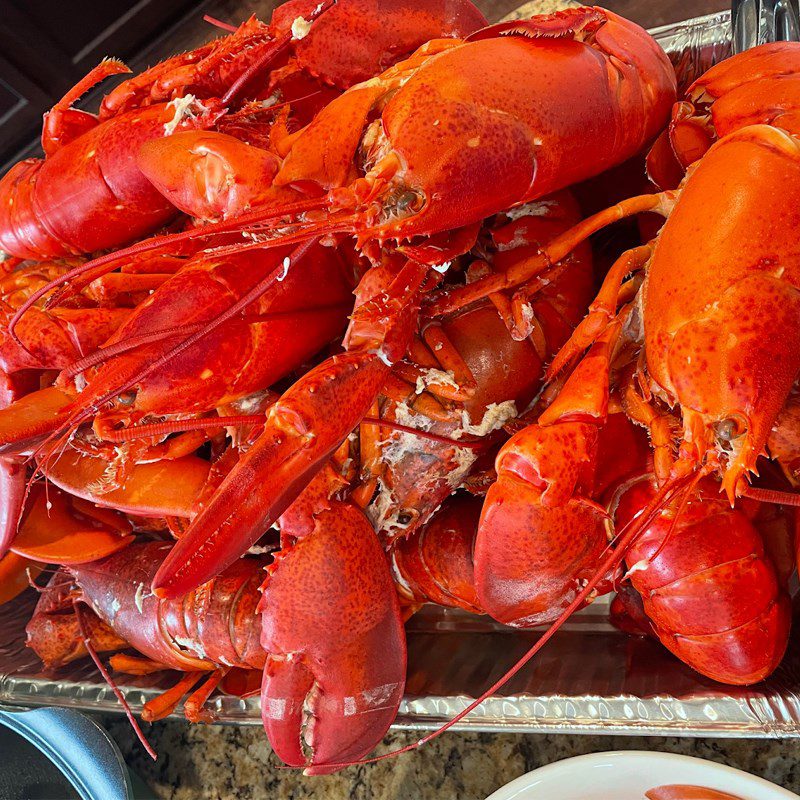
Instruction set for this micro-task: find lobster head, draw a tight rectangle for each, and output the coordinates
[644,125,800,499]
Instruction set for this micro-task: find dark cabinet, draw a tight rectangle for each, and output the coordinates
[0,0,199,170]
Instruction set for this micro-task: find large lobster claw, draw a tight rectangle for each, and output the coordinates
[474,422,609,627]
[260,504,406,774]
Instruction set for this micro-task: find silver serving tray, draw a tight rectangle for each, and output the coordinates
[8,11,797,738]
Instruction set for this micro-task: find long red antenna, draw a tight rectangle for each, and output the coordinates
[73,603,157,760]
[203,15,238,32]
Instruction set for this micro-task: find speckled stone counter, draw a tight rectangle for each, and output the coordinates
[104,717,800,799]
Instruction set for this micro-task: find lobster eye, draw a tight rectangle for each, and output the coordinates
[713,415,746,446]
[117,391,136,406]
[390,190,421,215]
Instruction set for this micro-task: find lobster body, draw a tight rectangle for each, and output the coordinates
[151,7,676,600]
[471,122,800,680]
[27,541,266,673]
[393,494,482,613]
[0,102,219,260]
[615,477,791,685]
[274,7,676,240]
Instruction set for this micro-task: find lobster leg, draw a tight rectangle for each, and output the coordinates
[546,244,651,380]
[41,60,130,155]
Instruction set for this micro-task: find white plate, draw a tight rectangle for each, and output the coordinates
[486,751,799,800]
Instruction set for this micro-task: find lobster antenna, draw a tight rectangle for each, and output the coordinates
[63,323,205,377]
[203,15,238,32]
[73,602,157,761]
[313,466,698,771]
[98,414,488,451]
[64,302,350,378]
[741,485,800,507]
[7,194,333,352]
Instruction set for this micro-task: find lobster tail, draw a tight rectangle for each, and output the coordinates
[615,476,791,685]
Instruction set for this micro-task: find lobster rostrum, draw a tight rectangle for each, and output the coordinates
[123,6,675,603]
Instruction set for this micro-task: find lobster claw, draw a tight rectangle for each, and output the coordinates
[152,259,427,598]
[137,131,284,221]
[260,504,406,774]
[474,422,609,627]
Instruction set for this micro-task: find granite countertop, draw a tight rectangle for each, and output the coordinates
[105,718,800,799]
[101,0,792,798]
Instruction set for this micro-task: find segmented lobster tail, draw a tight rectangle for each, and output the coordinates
[614,476,791,685]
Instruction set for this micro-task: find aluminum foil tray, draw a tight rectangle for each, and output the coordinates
[7,10,798,738]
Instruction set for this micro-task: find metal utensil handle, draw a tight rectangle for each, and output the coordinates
[732,0,800,52]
